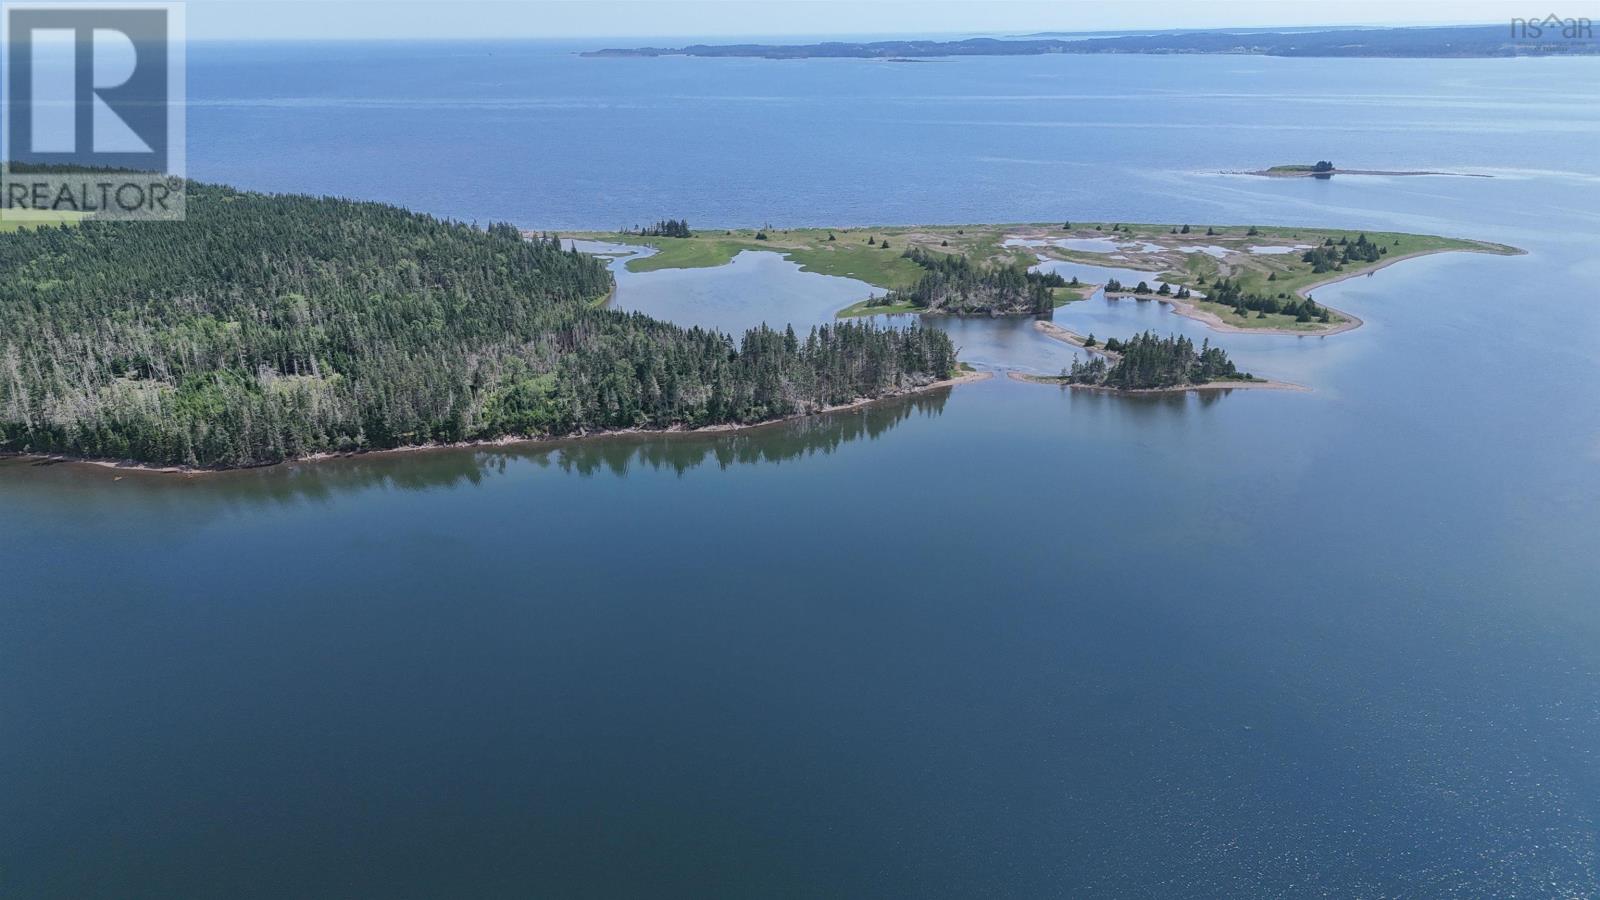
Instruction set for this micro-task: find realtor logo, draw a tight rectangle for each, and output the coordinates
[2,2,185,221]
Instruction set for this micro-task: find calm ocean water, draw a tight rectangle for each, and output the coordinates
[3,40,1599,897]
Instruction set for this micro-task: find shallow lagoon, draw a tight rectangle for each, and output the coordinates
[601,243,876,334]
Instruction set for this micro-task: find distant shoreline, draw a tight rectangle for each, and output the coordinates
[2,370,992,477]
[581,25,1600,60]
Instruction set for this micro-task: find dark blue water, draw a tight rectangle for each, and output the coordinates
[3,41,1599,897]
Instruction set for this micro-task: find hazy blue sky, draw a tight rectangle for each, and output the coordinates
[182,1,1514,41]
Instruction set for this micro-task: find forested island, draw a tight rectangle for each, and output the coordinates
[1018,330,1288,393]
[0,183,959,469]
[1058,332,1254,390]
[585,24,1599,60]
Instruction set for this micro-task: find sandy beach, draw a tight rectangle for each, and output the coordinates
[1033,320,1122,359]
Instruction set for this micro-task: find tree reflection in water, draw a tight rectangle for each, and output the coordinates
[0,388,952,511]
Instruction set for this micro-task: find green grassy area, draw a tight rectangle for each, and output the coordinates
[781,240,929,289]
[1219,227,1516,301]
[611,236,748,272]
[1051,284,1095,306]
[1188,299,1336,331]
[570,226,1006,291]
[0,210,83,232]
[576,228,938,289]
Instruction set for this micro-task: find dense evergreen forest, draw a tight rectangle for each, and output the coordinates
[0,184,955,467]
[1062,332,1253,390]
[878,246,1066,315]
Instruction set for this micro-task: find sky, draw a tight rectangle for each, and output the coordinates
[180,0,1525,41]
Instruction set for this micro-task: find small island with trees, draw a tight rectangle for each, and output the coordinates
[1056,332,1257,391]
[1246,161,1489,179]
[1016,327,1303,394]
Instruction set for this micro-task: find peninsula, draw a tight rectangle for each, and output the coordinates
[568,221,1519,334]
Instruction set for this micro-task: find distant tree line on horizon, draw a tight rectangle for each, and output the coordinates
[588,25,1600,60]
[0,185,953,467]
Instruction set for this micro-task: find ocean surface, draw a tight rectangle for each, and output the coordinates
[3,40,1599,897]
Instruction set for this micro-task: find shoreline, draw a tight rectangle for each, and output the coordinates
[2,370,992,477]
[1145,292,1365,337]
[1102,246,1509,337]
[1153,243,1519,336]
[1006,370,1308,394]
